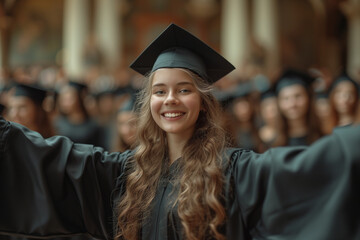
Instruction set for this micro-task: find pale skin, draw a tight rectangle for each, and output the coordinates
[150,68,202,164]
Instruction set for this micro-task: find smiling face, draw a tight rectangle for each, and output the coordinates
[150,68,202,140]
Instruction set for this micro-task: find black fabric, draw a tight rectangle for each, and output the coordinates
[13,83,47,104]
[287,135,308,146]
[54,116,106,149]
[1,118,360,239]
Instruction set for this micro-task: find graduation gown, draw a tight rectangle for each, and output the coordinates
[0,117,360,240]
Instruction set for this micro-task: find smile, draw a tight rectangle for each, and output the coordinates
[162,112,185,118]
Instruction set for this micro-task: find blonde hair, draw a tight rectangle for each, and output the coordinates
[116,69,227,239]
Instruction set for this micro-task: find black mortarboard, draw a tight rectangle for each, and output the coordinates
[260,87,276,101]
[275,69,315,95]
[68,80,87,92]
[213,82,253,108]
[329,72,360,94]
[315,91,328,99]
[130,23,235,84]
[13,83,47,103]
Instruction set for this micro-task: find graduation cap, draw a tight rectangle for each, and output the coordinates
[13,83,47,104]
[213,82,254,109]
[130,23,235,84]
[315,91,328,99]
[68,80,87,92]
[260,87,276,101]
[275,68,315,95]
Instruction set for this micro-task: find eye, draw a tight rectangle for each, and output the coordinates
[153,90,165,95]
[179,89,191,93]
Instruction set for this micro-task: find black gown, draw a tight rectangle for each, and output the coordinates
[0,117,360,240]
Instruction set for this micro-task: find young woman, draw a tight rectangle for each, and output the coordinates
[111,98,138,152]
[258,88,282,151]
[227,90,262,152]
[0,24,360,240]
[275,69,322,146]
[328,73,359,128]
[54,80,106,148]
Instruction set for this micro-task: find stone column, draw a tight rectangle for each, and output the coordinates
[341,0,360,80]
[253,0,280,73]
[63,0,90,79]
[95,0,122,70]
[221,0,249,71]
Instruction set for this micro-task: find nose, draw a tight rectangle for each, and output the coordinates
[164,91,179,105]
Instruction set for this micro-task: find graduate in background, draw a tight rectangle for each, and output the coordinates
[328,72,359,128]
[7,83,55,138]
[111,97,138,152]
[257,88,282,151]
[275,69,323,146]
[54,80,106,149]
[0,23,360,240]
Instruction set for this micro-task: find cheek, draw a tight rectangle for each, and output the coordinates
[186,97,202,116]
[278,100,287,112]
[298,97,309,109]
[150,97,162,117]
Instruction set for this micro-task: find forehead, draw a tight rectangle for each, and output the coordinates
[334,81,357,91]
[151,68,195,86]
[9,95,36,106]
[278,84,307,96]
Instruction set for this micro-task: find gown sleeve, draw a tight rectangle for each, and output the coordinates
[230,124,360,240]
[0,118,132,240]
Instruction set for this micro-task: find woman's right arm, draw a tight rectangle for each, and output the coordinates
[0,117,132,240]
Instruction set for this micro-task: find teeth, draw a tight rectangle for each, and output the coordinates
[164,112,183,118]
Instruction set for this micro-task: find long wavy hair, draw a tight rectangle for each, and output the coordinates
[116,69,227,240]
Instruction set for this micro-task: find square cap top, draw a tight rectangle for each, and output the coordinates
[130,23,235,84]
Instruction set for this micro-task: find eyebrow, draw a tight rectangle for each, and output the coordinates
[152,81,194,88]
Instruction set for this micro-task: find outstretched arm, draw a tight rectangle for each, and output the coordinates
[229,124,360,240]
[0,118,131,240]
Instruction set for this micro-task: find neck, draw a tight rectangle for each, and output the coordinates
[287,117,308,137]
[166,133,191,164]
[338,114,354,126]
[68,112,86,124]
[237,120,252,128]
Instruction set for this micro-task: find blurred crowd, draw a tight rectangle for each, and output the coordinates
[0,63,359,154]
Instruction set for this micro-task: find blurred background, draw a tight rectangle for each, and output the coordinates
[0,0,359,153]
[1,0,359,81]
